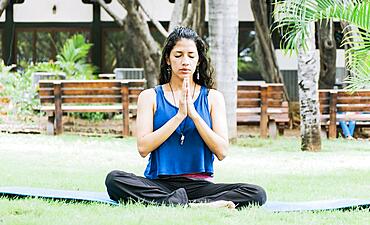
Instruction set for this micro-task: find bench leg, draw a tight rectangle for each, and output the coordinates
[260,117,268,139]
[122,113,129,137]
[328,121,337,139]
[278,123,285,136]
[268,120,277,139]
[55,112,63,135]
[46,114,55,135]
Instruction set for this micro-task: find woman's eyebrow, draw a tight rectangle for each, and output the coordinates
[174,50,196,54]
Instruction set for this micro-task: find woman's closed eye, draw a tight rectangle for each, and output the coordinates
[174,54,195,59]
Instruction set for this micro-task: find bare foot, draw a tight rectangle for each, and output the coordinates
[189,200,236,209]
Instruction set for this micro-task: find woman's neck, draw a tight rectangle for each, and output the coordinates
[169,77,195,91]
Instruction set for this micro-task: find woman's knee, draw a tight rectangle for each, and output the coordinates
[240,184,267,206]
[105,170,124,188]
[253,185,267,205]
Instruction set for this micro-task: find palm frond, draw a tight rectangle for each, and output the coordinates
[344,63,370,89]
[274,0,370,90]
[273,0,370,50]
[57,34,93,63]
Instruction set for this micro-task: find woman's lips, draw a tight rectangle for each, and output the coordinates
[179,69,191,73]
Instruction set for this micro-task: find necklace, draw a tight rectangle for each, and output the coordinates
[168,81,196,145]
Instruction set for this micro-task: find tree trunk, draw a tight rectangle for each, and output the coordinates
[180,0,206,38]
[209,0,238,141]
[193,0,206,38]
[113,0,161,87]
[318,19,337,89]
[298,22,321,151]
[136,0,168,37]
[208,0,223,87]
[250,0,289,100]
[168,0,188,33]
[0,0,9,17]
[97,0,125,26]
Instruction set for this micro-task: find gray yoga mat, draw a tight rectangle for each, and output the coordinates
[0,186,118,206]
[1,186,369,212]
[263,199,370,212]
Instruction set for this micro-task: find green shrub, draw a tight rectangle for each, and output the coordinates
[0,34,101,121]
[69,112,110,122]
[31,34,97,80]
[0,61,39,118]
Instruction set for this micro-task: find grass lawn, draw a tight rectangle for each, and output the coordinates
[0,133,369,225]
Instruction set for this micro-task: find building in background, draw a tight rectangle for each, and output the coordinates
[0,0,346,101]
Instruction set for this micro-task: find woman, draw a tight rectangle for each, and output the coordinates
[105,27,266,209]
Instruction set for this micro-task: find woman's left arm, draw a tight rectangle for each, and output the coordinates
[190,89,229,161]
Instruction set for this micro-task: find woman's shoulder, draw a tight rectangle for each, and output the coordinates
[206,88,225,105]
[140,87,156,96]
[207,88,224,99]
[138,87,157,103]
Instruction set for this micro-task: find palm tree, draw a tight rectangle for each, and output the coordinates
[274,0,370,89]
[274,0,369,151]
[297,21,322,151]
[209,0,239,141]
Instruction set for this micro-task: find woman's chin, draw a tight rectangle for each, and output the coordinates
[179,74,192,79]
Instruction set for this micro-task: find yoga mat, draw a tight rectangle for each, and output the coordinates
[0,186,118,206]
[263,199,370,212]
[1,186,369,212]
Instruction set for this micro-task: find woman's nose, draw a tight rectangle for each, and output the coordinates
[182,57,190,65]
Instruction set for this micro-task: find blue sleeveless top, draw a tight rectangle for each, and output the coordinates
[144,85,214,179]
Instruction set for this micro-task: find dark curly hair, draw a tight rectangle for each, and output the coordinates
[159,26,214,89]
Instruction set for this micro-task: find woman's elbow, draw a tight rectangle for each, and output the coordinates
[216,152,226,161]
[215,145,228,161]
[137,143,149,158]
[138,149,148,158]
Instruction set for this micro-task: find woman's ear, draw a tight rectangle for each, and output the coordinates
[166,57,170,66]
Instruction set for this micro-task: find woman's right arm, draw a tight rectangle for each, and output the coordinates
[136,88,186,158]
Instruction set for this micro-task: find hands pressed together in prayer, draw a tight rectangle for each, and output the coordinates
[177,76,198,120]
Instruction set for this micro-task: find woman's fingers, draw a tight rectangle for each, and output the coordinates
[176,78,187,117]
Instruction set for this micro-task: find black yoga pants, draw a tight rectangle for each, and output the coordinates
[105,170,267,209]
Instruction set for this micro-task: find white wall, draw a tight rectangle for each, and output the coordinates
[239,0,254,21]
[100,0,175,22]
[100,0,127,22]
[14,0,92,22]
[276,49,346,70]
[7,0,255,23]
[101,0,254,22]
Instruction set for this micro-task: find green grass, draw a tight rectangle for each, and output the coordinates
[0,133,369,225]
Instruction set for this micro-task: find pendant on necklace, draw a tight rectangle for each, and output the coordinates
[180,133,185,145]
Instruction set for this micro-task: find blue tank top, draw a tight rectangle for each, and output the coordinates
[144,85,214,179]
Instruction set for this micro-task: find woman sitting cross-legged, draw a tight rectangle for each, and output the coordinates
[105,27,267,209]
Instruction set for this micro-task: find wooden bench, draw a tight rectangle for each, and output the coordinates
[237,82,289,138]
[38,79,146,136]
[319,89,370,139]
